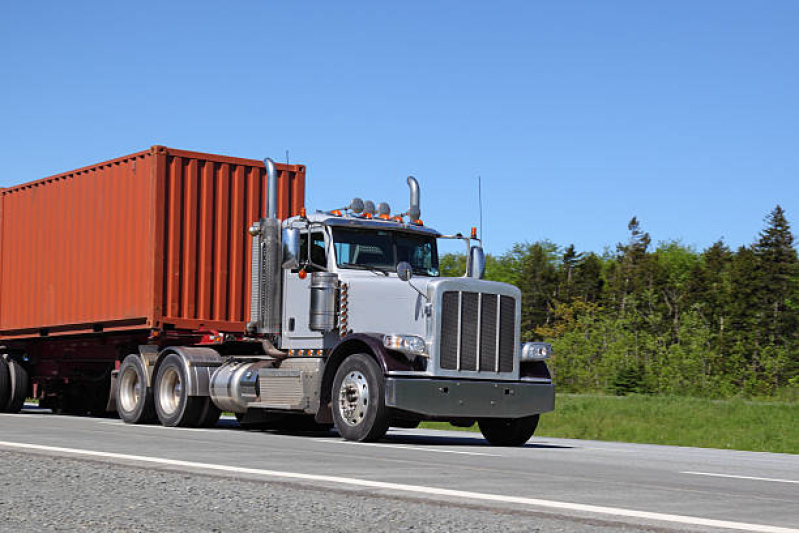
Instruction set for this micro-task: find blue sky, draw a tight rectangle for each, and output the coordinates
[1,2,796,256]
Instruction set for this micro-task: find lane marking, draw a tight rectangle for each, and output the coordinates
[0,440,796,533]
[682,472,799,485]
[316,438,503,457]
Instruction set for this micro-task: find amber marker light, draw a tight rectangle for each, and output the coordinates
[471,226,477,239]
[300,207,307,218]
[298,269,308,279]
[413,219,424,226]
[331,209,342,217]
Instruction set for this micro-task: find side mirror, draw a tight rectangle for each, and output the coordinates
[282,227,301,269]
[396,261,413,282]
[468,246,485,279]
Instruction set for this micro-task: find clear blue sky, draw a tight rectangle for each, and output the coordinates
[1,2,796,256]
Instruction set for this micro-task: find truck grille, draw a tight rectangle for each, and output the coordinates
[440,291,515,373]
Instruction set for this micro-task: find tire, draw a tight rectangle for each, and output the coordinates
[116,355,156,424]
[478,415,540,446]
[153,354,205,427]
[5,360,29,413]
[0,358,11,413]
[332,353,390,442]
[196,397,222,428]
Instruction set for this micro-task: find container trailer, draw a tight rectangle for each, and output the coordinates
[0,146,554,445]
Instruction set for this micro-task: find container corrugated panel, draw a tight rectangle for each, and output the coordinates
[0,146,305,339]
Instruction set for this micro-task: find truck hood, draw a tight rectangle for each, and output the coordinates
[338,272,435,339]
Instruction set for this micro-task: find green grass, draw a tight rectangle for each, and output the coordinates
[421,393,799,454]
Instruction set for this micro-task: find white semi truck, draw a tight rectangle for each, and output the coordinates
[0,149,554,445]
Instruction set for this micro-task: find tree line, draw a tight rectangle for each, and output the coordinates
[440,206,799,397]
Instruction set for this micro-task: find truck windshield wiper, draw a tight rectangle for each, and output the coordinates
[343,264,390,276]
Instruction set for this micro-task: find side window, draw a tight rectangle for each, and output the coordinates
[298,232,327,272]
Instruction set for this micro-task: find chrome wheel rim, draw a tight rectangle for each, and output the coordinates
[158,367,182,416]
[338,370,369,427]
[119,367,142,413]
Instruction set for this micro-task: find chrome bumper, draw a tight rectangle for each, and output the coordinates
[384,377,555,418]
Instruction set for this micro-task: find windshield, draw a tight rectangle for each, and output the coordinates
[332,228,440,276]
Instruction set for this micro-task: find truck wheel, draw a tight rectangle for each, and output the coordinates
[5,360,29,413]
[0,358,11,412]
[478,415,540,446]
[332,354,390,442]
[117,355,156,424]
[153,354,205,427]
[196,397,221,428]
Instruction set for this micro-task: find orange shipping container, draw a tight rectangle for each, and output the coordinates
[0,146,305,340]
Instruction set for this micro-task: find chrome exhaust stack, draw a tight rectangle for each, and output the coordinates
[406,176,421,221]
[265,158,279,219]
[248,158,283,335]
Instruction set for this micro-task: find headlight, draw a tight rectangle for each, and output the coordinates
[383,334,428,357]
[520,342,552,361]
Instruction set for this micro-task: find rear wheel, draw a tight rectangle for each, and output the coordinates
[5,360,29,413]
[332,354,389,442]
[196,397,222,428]
[0,358,11,412]
[117,355,156,424]
[153,354,205,427]
[478,415,540,446]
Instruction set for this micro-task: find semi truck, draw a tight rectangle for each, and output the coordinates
[0,146,554,445]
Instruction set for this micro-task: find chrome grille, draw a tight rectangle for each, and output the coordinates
[440,291,516,373]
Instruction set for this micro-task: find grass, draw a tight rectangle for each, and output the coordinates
[421,393,799,454]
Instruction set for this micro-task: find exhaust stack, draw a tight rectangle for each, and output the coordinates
[265,158,278,219]
[249,157,283,335]
[407,176,421,221]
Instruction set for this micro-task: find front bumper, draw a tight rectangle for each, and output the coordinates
[384,377,555,419]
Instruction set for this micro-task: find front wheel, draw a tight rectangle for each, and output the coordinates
[478,415,540,446]
[332,354,390,442]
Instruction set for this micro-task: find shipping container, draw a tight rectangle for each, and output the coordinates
[0,146,305,339]
[0,147,304,412]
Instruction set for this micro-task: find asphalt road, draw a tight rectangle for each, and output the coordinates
[0,406,796,533]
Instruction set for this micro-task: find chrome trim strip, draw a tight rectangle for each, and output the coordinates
[495,293,501,373]
[456,291,462,371]
[476,292,482,371]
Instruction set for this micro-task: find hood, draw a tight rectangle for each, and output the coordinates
[339,272,434,339]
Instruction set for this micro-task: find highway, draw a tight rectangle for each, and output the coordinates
[0,406,797,533]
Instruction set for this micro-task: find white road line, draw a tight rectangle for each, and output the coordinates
[682,472,799,484]
[0,441,796,533]
[316,438,503,457]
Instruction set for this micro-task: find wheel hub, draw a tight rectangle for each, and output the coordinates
[338,371,368,427]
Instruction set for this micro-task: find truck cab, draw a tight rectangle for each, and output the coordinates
[242,172,555,444]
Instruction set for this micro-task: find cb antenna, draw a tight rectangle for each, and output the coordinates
[286,149,290,165]
[478,175,483,241]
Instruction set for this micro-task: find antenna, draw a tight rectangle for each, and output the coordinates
[478,175,483,241]
[286,150,290,165]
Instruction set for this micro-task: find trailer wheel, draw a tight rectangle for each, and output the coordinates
[153,354,205,427]
[117,355,156,424]
[478,415,540,446]
[0,358,11,412]
[332,354,390,442]
[5,360,29,413]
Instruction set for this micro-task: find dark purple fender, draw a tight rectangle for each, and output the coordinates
[315,333,423,423]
